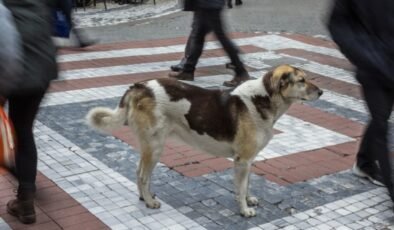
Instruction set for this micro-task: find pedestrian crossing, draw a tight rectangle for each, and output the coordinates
[1,33,393,230]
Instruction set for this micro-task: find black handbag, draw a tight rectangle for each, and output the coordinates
[183,0,196,11]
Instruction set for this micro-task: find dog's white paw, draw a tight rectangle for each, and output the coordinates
[240,207,256,217]
[247,196,259,206]
[146,200,161,209]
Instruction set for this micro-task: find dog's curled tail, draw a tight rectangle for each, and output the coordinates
[86,107,127,133]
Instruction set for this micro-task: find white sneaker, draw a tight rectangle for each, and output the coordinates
[352,163,385,187]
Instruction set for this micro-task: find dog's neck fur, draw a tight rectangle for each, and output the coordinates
[231,75,292,124]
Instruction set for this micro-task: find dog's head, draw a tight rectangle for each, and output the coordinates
[264,65,323,102]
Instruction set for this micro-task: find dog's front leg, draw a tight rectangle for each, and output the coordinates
[246,177,259,206]
[137,137,164,209]
[234,158,256,217]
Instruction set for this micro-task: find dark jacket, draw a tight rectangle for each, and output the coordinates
[197,0,225,10]
[328,0,394,86]
[3,0,58,95]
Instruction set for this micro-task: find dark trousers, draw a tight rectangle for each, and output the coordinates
[56,0,85,43]
[8,90,47,194]
[57,0,73,27]
[356,70,394,197]
[183,10,246,75]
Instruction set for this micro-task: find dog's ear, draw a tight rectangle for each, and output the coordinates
[279,72,291,88]
[263,70,274,96]
[264,66,294,95]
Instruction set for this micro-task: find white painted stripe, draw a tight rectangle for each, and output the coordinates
[238,35,345,59]
[35,122,205,230]
[250,187,393,229]
[320,90,394,123]
[257,114,354,161]
[294,62,359,85]
[57,43,220,63]
[0,219,11,230]
[42,85,129,107]
[58,52,276,80]
[58,35,345,63]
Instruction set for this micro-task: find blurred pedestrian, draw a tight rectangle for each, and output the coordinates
[55,0,96,48]
[227,0,243,9]
[169,0,250,87]
[328,0,394,207]
[3,0,58,224]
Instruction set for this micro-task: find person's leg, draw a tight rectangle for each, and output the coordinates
[209,10,246,74]
[170,15,197,72]
[356,73,394,198]
[169,11,209,80]
[227,0,233,8]
[57,0,96,47]
[6,90,47,224]
[208,10,249,86]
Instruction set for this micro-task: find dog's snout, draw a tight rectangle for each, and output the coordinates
[318,89,323,96]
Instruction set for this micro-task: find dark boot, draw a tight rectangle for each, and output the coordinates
[170,58,187,72]
[168,71,194,81]
[223,72,251,87]
[235,0,243,5]
[7,191,36,224]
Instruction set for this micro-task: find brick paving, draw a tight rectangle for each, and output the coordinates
[1,33,394,229]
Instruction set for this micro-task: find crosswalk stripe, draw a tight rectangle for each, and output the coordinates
[57,35,345,63]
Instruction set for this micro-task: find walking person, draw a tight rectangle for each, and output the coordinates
[55,0,96,48]
[169,0,250,87]
[2,0,58,224]
[328,0,394,207]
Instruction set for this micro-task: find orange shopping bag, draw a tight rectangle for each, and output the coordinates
[0,106,16,169]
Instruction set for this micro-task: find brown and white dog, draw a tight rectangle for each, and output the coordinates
[86,65,322,217]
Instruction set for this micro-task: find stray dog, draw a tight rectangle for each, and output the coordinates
[86,65,322,217]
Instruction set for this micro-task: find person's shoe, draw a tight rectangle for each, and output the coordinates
[168,71,194,81]
[225,62,236,70]
[78,38,97,48]
[7,199,36,224]
[227,3,233,8]
[235,0,243,5]
[223,72,251,87]
[72,29,97,48]
[170,63,185,72]
[352,163,385,187]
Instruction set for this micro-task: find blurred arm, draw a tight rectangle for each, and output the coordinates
[327,0,390,77]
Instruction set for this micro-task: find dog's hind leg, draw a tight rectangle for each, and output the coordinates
[136,129,166,209]
[234,158,256,217]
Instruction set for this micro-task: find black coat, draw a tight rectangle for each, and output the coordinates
[328,0,394,87]
[197,0,225,10]
[4,0,58,95]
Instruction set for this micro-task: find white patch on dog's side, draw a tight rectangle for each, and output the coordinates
[147,80,234,158]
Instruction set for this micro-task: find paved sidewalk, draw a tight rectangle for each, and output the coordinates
[1,33,394,230]
[73,0,179,28]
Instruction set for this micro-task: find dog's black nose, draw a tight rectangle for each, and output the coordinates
[318,89,323,96]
